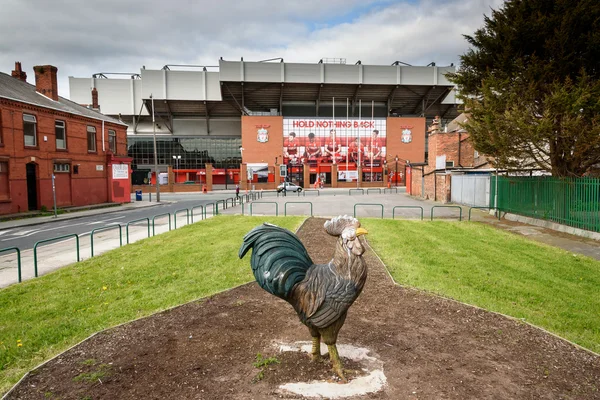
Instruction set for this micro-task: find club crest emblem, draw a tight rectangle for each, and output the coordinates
[257,128,269,143]
[401,128,412,144]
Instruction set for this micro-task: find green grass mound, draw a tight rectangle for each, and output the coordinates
[365,219,600,354]
[0,216,304,395]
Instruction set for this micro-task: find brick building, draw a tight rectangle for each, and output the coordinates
[69,58,460,192]
[0,62,131,215]
[408,113,492,202]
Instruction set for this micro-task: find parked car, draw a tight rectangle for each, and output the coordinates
[277,182,303,193]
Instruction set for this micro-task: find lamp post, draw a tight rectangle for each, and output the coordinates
[172,155,181,184]
[395,155,399,187]
[151,94,160,202]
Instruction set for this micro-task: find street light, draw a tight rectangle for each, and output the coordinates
[150,94,160,202]
[172,155,181,184]
[395,155,399,187]
[172,155,181,169]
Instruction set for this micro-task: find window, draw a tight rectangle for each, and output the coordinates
[446,161,455,168]
[87,126,96,152]
[0,161,8,199]
[108,129,116,153]
[23,114,37,147]
[474,150,479,158]
[0,110,3,145]
[53,163,70,173]
[55,120,66,149]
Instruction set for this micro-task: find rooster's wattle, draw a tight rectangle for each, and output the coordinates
[239,216,368,381]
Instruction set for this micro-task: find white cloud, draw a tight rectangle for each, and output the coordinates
[0,0,504,97]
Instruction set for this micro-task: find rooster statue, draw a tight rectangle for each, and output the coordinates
[239,216,368,381]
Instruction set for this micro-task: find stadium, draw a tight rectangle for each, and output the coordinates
[69,57,459,190]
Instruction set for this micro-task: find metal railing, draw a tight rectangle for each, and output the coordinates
[491,176,600,232]
[392,206,424,220]
[0,247,21,283]
[33,234,80,277]
[191,205,205,222]
[126,218,150,244]
[354,203,384,219]
[91,224,123,257]
[215,199,226,215]
[249,202,279,216]
[1,199,249,285]
[468,207,492,221]
[430,206,463,221]
[174,208,190,228]
[152,213,172,235]
[367,188,382,195]
[284,202,313,216]
[349,189,364,195]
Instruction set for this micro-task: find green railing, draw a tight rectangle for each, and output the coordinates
[215,200,226,215]
[430,206,463,221]
[191,205,204,222]
[303,189,320,196]
[349,188,364,195]
[91,224,123,257]
[354,203,384,219]
[174,208,190,228]
[152,213,172,236]
[491,176,600,232]
[0,247,21,283]
[284,202,313,216]
[126,218,150,244]
[249,202,279,216]
[392,206,424,220]
[383,187,399,194]
[468,207,492,221]
[367,188,382,195]
[204,202,216,218]
[34,234,80,277]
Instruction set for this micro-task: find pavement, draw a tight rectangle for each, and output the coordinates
[0,200,164,230]
[0,189,598,289]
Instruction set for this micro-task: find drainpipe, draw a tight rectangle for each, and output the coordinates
[458,132,462,167]
[421,166,425,198]
[102,120,105,152]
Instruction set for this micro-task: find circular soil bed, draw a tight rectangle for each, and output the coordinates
[6,218,600,399]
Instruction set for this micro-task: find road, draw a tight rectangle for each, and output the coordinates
[0,193,238,251]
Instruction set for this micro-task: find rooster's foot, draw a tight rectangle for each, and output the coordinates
[332,365,348,383]
[311,353,327,362]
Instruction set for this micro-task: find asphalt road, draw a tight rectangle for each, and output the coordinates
[0,195,237,251]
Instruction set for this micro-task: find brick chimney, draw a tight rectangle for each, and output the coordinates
[33,65,59,101]
[91,87,99,109]
[11,62,27,82]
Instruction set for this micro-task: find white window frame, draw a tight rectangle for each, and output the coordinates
[87,126,97,152]
[23,114,37,147]
[55,120,66,149]
[53,163,70,173]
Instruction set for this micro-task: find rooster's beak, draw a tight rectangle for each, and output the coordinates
[356,228,368,236]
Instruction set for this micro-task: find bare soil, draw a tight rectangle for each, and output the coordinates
[6,217,600,399]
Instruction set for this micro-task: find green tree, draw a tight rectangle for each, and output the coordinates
[448,0,600,176]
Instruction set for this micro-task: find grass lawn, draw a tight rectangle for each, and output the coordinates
[0,216,304,396]
[364,219,600,354]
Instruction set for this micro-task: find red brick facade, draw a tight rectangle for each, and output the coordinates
[410,117,490,203]
[0,68,129,214]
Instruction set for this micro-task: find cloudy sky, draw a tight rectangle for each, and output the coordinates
[0,0,504,98]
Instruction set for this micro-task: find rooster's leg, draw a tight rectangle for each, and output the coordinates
[308,327,324,361]
[327,344,347,382]
[311,336,322,361]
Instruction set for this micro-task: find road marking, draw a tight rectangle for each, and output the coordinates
[0,229,13,236]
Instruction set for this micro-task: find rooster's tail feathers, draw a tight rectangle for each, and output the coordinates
[239,223,313,299]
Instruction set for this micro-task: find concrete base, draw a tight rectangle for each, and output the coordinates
[503,212,600,241]
[276,341,386,398]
